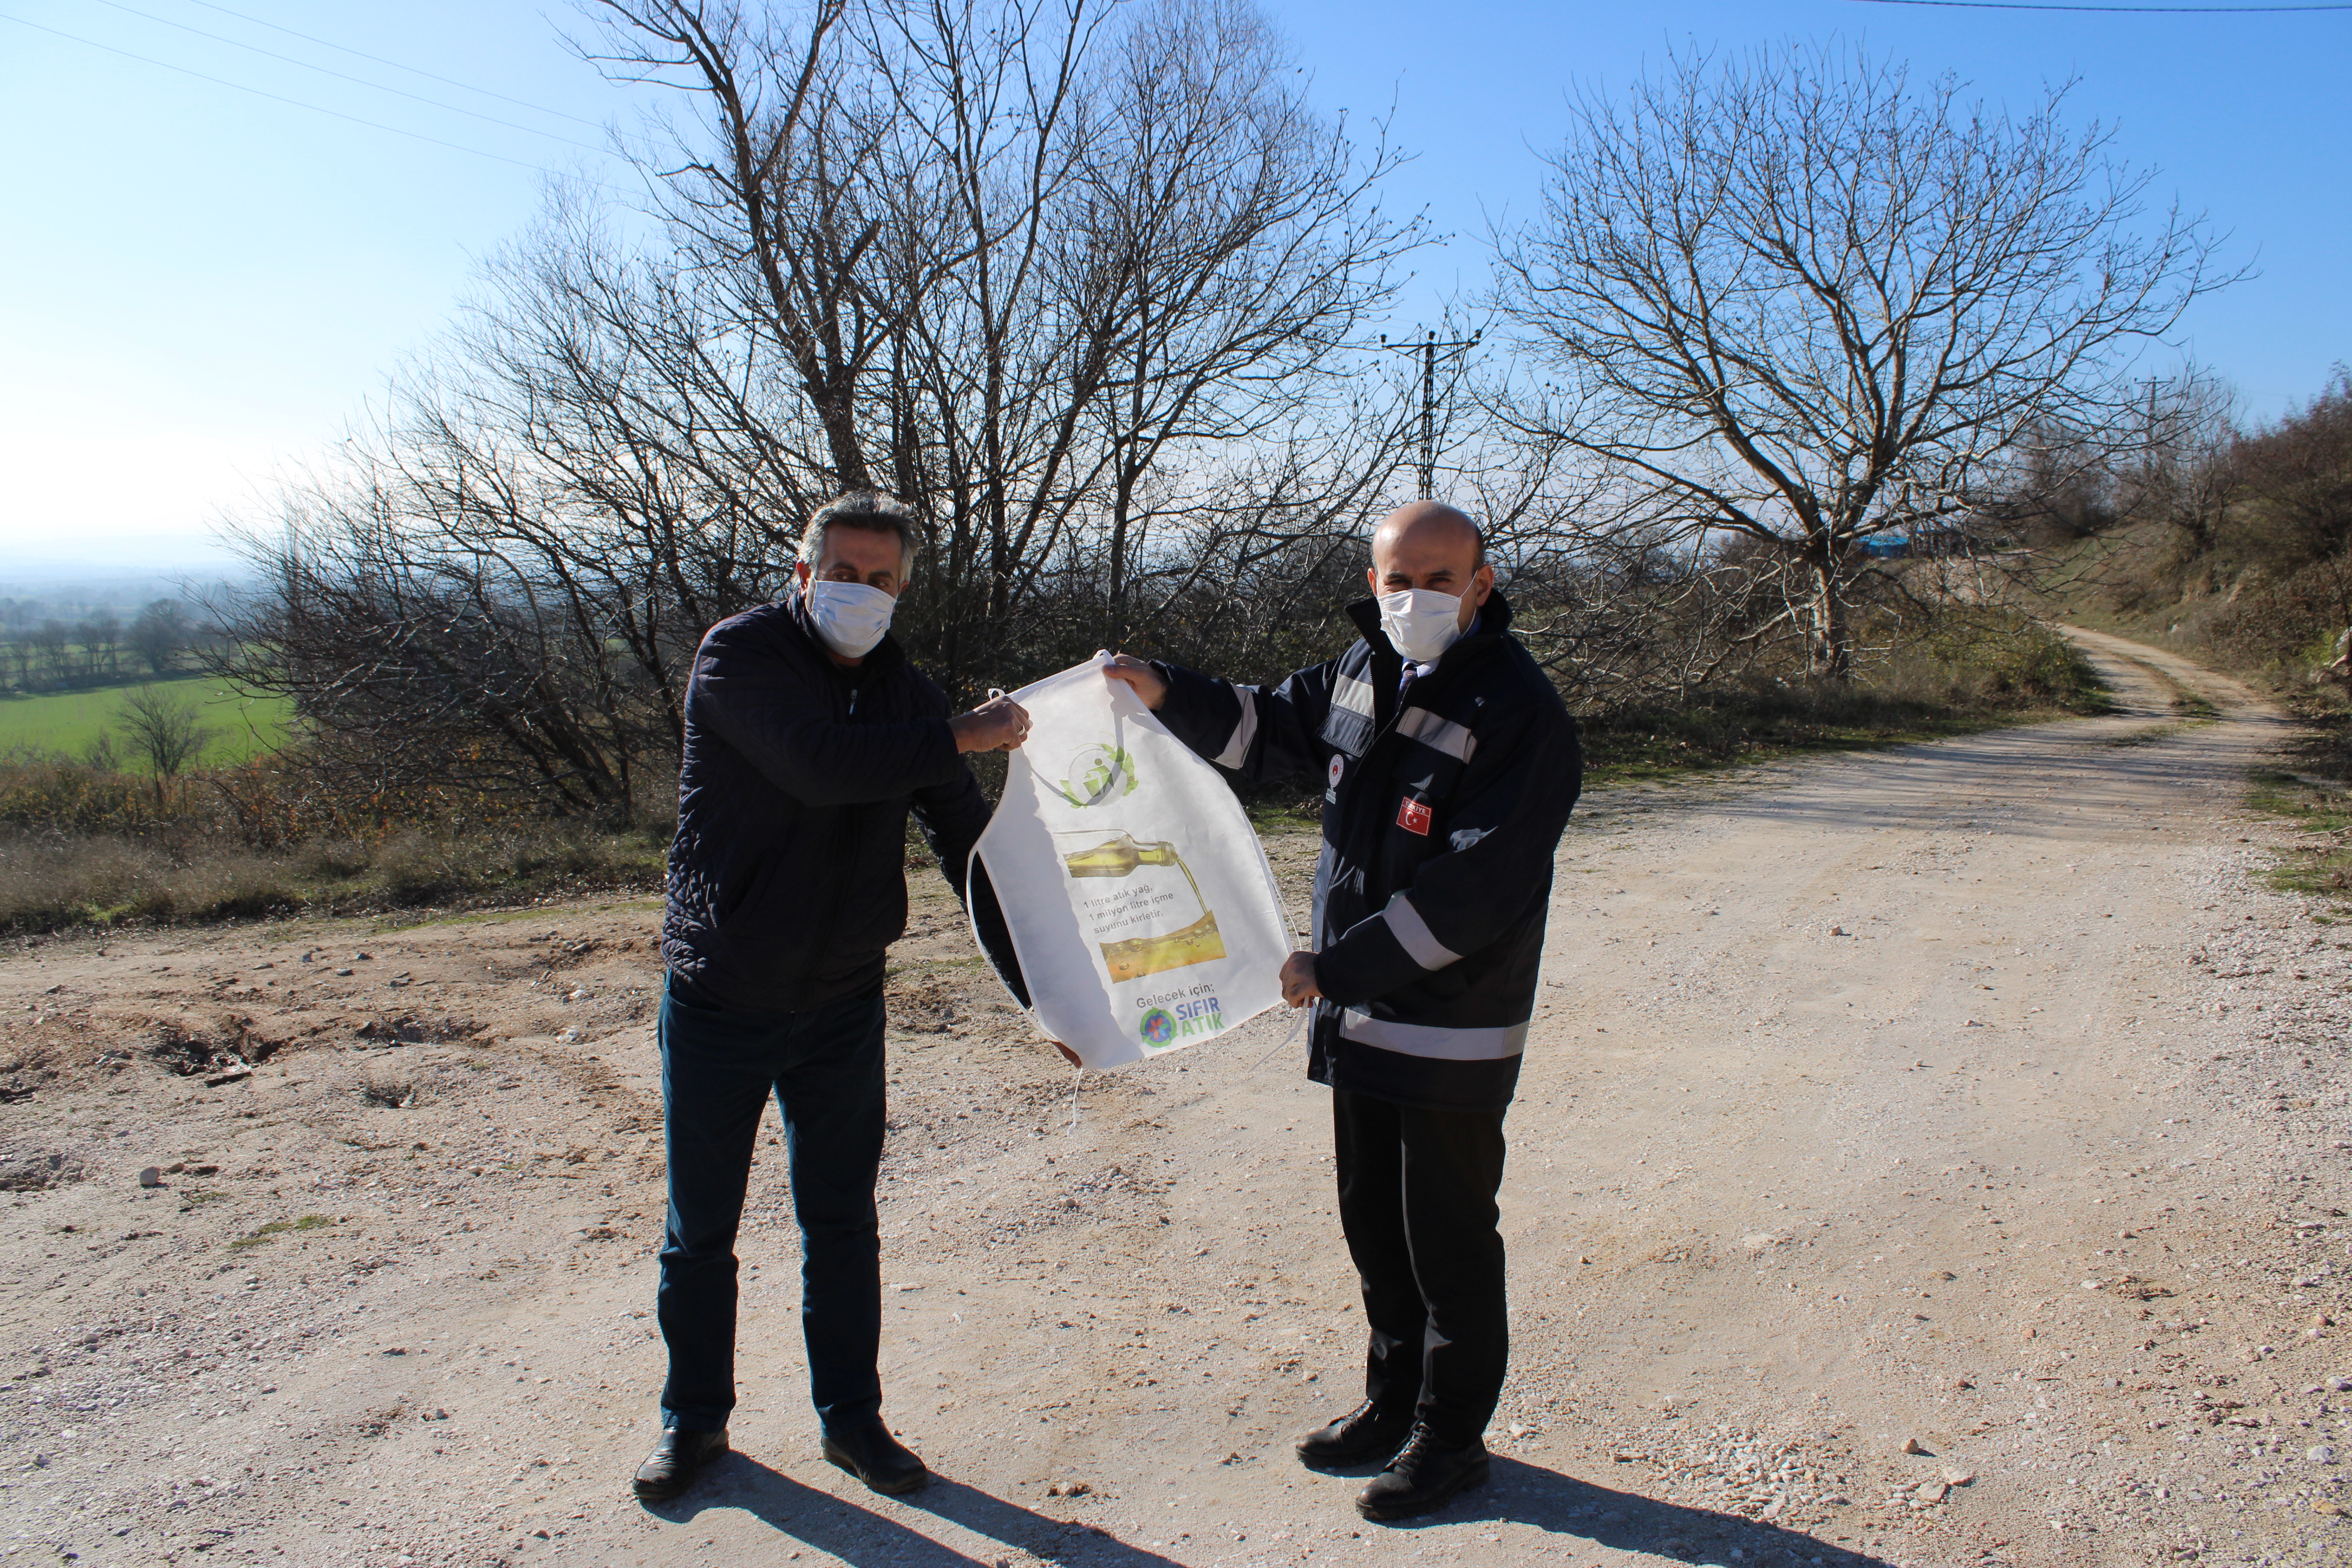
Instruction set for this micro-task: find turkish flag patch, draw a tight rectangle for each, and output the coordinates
[1396,796,1432,835]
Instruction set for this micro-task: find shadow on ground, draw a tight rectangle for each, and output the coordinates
[656,1458,1183,1566]
[654,1452,1898,1567]
[1430,1455,1900,1564]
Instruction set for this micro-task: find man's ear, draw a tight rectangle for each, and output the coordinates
[1366,565,1382,596]
[794,560,811,589]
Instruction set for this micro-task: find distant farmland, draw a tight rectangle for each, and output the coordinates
[0,677,292,766]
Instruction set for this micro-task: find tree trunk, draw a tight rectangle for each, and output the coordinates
[1107,469,1132,652]
[1807,551,1853,680]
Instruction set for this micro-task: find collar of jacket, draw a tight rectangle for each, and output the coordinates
[1345,588,1517,670]
[780,583,911,683]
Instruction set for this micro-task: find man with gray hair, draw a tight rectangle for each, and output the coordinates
[632,491,1029,1504]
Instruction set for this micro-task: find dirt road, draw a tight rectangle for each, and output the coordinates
[5,629,2351,1568]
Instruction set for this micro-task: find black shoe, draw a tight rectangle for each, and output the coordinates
[632,1426,728,1503]
[1294,1400,1415,1467]
[1354,1426,1490,1521]
[821,1422,929,1496]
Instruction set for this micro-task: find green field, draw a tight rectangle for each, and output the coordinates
[0,677,293,767]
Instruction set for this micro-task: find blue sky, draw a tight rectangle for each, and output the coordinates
[1,0,2344,566]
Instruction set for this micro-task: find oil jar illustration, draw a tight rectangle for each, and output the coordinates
[1060,830,1227,981]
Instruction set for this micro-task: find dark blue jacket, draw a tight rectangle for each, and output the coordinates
[662,593,995,1015]
[1154,593,1580,1111]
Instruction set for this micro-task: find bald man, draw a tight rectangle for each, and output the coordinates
[1107,502,1581,1522]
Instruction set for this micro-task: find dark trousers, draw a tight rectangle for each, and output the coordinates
[656,977,887,1436]
[1331,1087,1509,1446]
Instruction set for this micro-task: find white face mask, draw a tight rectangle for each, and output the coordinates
[805,578,897,659]
[1377,587,1467,664]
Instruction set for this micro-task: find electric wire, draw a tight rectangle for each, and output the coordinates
[174,0,613,129]
[1848,0,2350,12]
[0,12,628,191]
[81,0,612,154]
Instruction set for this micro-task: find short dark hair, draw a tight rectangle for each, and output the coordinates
[799,491,919,573]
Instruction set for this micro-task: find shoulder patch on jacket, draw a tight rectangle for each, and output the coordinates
[1321,669,1378,756]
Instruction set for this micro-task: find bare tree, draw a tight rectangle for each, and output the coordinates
[577,0,1412,688]
[28,620,70,688]
[89,610,122,679]
[129,600,185,676]
[2116,366,2243,558]
[211,455,661,817]
[117,685,213,811]
[1065,0,1412,647]
[1492,42,2232,676]
[214,0,1415,818]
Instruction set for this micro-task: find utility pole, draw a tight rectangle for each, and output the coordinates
[2140,375,2169,461]
[1380,328,1481,500]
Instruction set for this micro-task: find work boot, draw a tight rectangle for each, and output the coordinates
[821,1422,930,1495]
[631,1426,728,1503]
[1293,1400,1414,1468]
[1354,1426,1490,1521]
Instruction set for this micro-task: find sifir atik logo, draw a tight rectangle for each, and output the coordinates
[1137,995,1222,1047]
[1054,741,1139,808]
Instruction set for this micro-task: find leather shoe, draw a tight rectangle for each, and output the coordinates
[1355,1426,1490,1521]
[632,1426,728,1503]
[1293,1400,1414,1467]
[821,1423,929,1495]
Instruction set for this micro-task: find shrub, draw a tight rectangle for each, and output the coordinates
[0,834,302,932]
[1580,606,2105,782]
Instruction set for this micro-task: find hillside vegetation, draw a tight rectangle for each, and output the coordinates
[2029,372,2352,776]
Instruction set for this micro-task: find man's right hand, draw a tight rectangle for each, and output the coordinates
[1103,654,1168,711]
[951,694,1030,753]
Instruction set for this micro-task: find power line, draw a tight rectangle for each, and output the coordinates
[0,11,620,188]
[81,0,612,153]
[170,0,613,130]
[1848,1,2350,12]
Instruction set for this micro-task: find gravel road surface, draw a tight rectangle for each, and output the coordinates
[4,629,2349,1568]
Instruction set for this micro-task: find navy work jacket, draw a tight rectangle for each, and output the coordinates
[661,593,994,1015]
[1154,592,1582,1112]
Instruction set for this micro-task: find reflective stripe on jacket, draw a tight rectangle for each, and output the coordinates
[1154,592,1581,1112]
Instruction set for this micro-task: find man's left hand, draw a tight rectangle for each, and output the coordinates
[1279,950,1322,1009]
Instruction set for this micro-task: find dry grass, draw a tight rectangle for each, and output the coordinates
[0,835,294,930]
[0,819,668,936]
[1582,613,2109,784]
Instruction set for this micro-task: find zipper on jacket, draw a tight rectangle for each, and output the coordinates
[800,667,864,985]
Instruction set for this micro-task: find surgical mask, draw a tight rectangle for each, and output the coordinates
[1377,588,1467,664]
[805,579,896,659]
